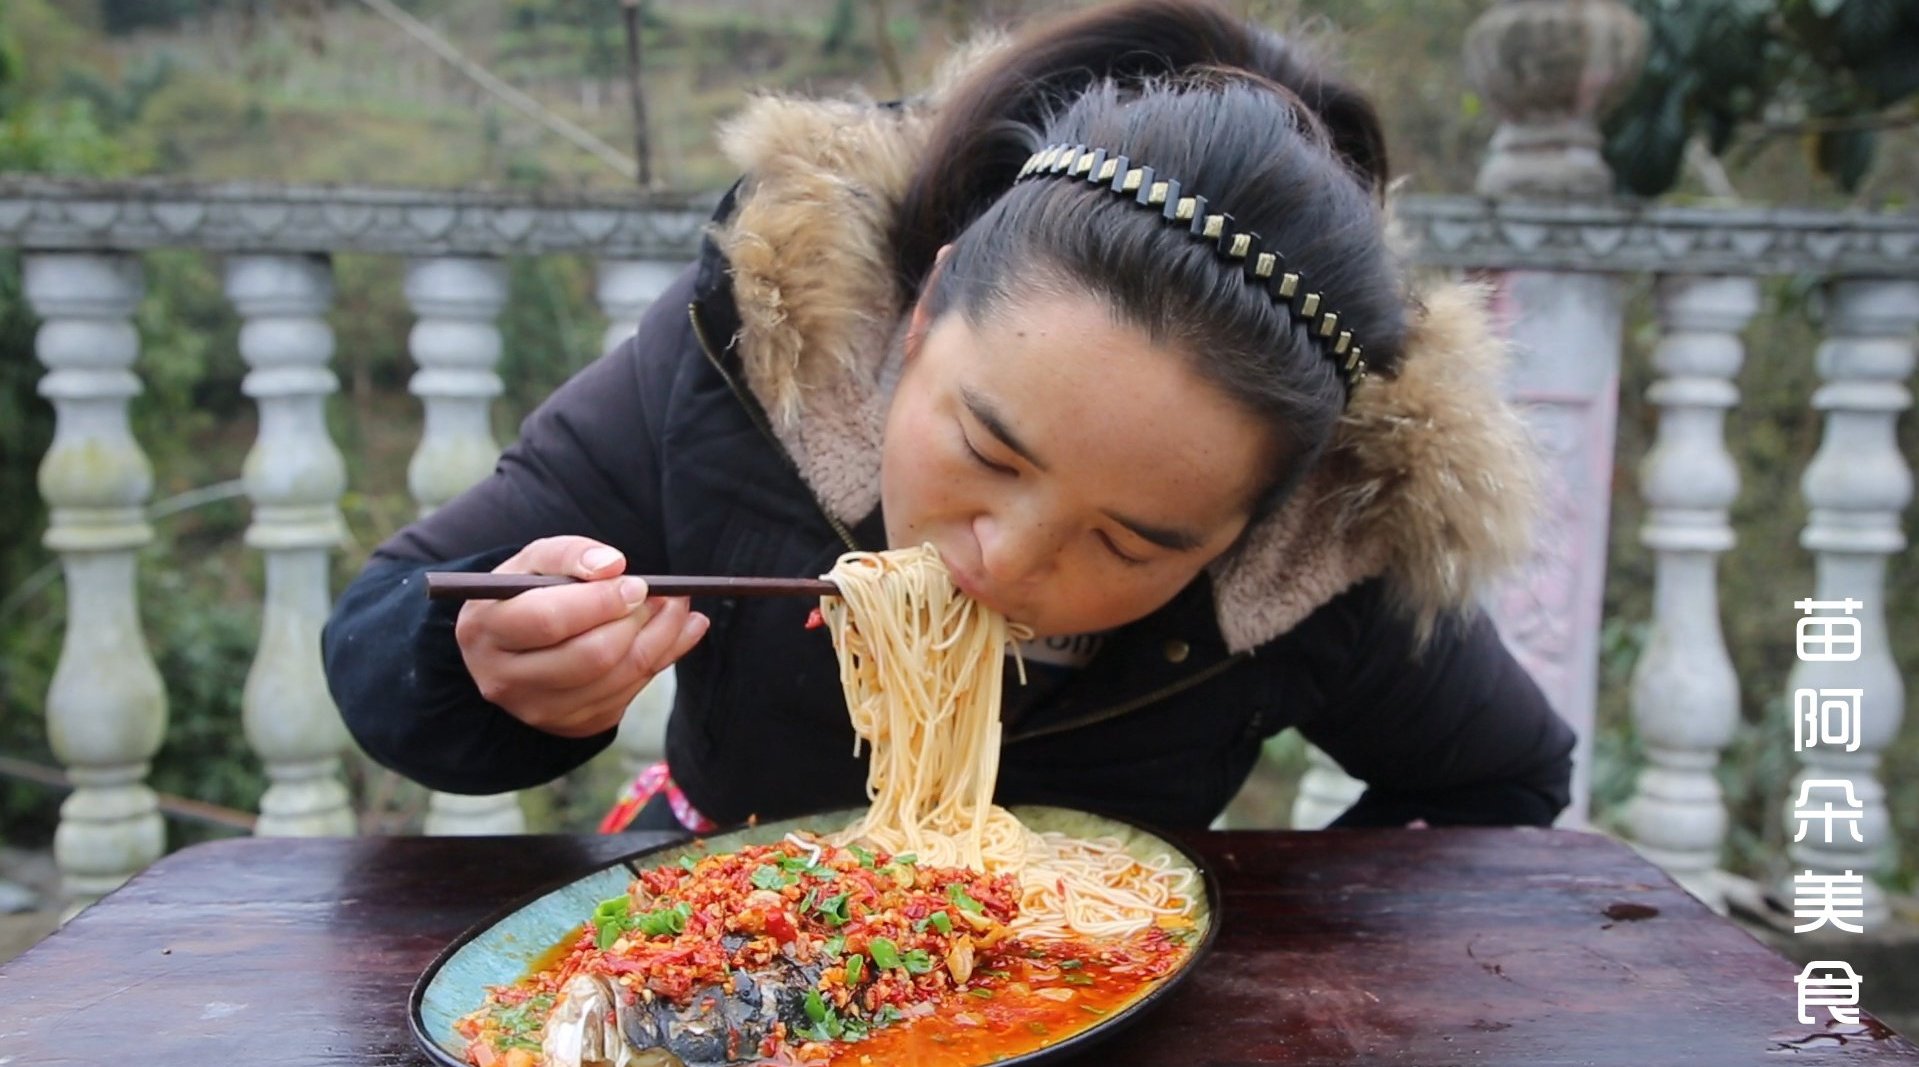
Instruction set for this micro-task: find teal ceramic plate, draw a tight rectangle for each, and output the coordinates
[410,804,1220,1066]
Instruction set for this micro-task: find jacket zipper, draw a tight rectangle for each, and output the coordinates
[688,302,861,553]
[689,301,1250,741]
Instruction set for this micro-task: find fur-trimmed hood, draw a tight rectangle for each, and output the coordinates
[707,68,1540,655]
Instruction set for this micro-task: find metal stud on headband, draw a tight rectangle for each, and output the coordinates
[1015,143,1369,391]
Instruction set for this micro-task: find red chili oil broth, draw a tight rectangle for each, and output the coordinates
[823,952,1174,1067]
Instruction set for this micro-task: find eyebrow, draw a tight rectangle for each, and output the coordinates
[960,386,1206,554]
[962,387,1050,473]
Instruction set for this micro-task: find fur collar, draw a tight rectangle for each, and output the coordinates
[708,72,1539,653]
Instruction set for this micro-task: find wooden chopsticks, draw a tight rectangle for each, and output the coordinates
[424,572,839,601]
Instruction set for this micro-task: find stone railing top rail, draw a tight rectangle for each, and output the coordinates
[0,177,718,259]
[1404,196,1919,276]
[2,178,1915,276]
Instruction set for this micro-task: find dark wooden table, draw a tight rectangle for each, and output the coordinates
[1,827,1914,1065]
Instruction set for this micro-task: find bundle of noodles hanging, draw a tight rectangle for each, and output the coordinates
[822,544,1196,941]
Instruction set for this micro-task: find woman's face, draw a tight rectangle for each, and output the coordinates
[881,282,1278,638]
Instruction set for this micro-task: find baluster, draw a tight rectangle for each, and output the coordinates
[1291,745,1366,830]
[25,253,166,911]
[1784,277,1917,926]
[612,673,677,786]
[1624,275,1759,909]
[596,258,684,793]
[594,259,680,356]
[226,254,356,837]
[403,256,524,835]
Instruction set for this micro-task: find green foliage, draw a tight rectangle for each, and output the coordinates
[499,255,603,409]
[1587,616,1651,830]
[94,0,229,37]
[0,254,50,590]
[140,553,269,850]
[0,98,135,174]
[0,579,63,840]
[1605,0,1919,196]
[822,0,859,55]
[0,2,140,177]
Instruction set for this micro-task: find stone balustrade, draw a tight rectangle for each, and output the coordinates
[7,176,1916,917]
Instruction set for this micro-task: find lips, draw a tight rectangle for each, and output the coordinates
[936,546,1002,611]
[944,557,989,604]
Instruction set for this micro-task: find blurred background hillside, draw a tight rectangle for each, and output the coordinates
[0,0,1915,895]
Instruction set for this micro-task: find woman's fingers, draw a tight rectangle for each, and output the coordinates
[488,595,686,694]
[472,575,652,653]
[468,597,710,736]
[525,609,710,738]
[448,536,714,737]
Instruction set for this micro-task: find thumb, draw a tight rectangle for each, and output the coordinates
[503,535,627,579]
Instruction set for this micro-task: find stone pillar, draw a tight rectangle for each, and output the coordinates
[594,259,680,356]
[596,258,684,792]
[26,253,166,912]
[612,670,677,784]
[1464,0,1649,199]
[1783,278,1917,926]
[1624,275,1759,909]
[1465,0,1647,827]
[226,254,357,837]
[1291,744,1368,830]
[403,256,525,835]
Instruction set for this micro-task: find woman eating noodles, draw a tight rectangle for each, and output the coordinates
[322,0,1575,837]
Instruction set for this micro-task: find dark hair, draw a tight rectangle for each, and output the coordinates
[892,0,1405,516]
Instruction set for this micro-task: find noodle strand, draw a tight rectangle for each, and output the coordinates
[821,545,1195,939]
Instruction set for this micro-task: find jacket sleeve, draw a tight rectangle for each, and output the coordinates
[321,266,696,795]
[1296,588,1576,828]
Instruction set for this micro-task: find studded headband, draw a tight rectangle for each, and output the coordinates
[1014,143,1368,390]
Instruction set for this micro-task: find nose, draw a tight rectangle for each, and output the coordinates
[972,509,1062,591]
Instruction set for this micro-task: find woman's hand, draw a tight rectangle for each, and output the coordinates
[454,536,709,738]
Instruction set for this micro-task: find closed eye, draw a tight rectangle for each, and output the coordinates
[1098,530,1150,567]
[961,426,1018,476]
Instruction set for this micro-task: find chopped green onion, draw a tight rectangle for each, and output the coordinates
[635,901,692,937]
[776,853,828,877]
[867,937,902,970]
[1059,958,1084,969]
[902,948,934,975]
[843,953,864,985]
[815,892,852,926]
[679,855,698,872]
[822,935,846,958]
[751,864,791,891]
[594,896,631,924]
[595,922,620,950]
[874,1005,904,1026]
[929,911,952,934]
[850,845,877,869]
[892,853,917,866]
[1063,973,1095,986]
[946,884,984,914]
[804,988,827,1023]
[967,988,993,999]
